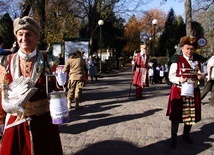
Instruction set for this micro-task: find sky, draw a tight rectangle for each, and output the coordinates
[120,0,186,21]
[144,0,185,16]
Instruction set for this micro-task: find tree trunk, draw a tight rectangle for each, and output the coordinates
[89,31,94,55]
[88,10,97,56]
[185,0,192,36]
[37,0,46,50]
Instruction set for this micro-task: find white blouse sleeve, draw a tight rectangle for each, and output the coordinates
[168,63,180,84]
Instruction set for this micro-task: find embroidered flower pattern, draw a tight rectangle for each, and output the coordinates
[20,58,34,77]
[190,61,200,76]
[191,61,199,70]
[36,60,44,74]
[36,60,51,76]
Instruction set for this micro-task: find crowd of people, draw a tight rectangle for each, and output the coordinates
[148,60,169,85]
[0,14,213,154]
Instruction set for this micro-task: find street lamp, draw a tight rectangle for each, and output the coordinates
[152,19,158,57]
[98,19,104,73]
[149,37,152,56]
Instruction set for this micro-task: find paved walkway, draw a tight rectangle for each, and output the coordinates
[59,67,214,155]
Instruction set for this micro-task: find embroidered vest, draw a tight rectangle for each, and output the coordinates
[135,53,149,68]
[5,52,52,102]
[176,55,201,81]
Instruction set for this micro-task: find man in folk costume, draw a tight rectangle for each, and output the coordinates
[132,44,149,99]
[0,16,64,154]
[167,36,204,148]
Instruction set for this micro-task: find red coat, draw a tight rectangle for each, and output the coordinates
[166,55,201,123]
[132,53,149,87]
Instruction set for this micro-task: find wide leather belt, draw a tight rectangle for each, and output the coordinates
[24,98,49,116]
[136,67,146,72]
[172,84,181,88]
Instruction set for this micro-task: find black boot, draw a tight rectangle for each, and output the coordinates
[169,122,179,148]
[169,134,177,148]
[183,124,193,144]
[74,99,80,110]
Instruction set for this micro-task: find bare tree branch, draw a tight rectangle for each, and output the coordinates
[193,0,214,12]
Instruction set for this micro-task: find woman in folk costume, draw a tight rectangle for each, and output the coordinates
[167,36,204,148]
[0,16,64,154]
[132,44,149,99]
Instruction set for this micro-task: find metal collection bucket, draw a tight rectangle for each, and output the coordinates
[46,75,70,124]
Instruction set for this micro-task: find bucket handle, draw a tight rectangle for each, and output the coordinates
[46,75,66,97]
[46,75,54,96]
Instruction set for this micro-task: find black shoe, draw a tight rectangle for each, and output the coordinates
[169,138,176,148]
[136,96,145,100]
[183,135,193,144]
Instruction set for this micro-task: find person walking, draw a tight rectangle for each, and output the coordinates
[132,44,149,99]
[157,63,164,84]
[58,53,65,65]
[164,63,170,85]
[166,36,204,148]
[0,16,63,155]
[148,63,154,84]
[201,52,214,105]
[62,50,85,110]
[152,59,159,84]
[88,55,98,82]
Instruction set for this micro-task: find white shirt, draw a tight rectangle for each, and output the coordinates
[207,56,214,66]
[207,56,214,80]
[169,63,180,84]
[18,49,37,60]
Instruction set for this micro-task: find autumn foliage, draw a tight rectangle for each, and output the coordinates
[124,8,166,55]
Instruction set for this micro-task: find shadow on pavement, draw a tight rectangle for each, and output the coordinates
[70,122,213,155]
[59,109,162,134]
[82,83,171,102]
